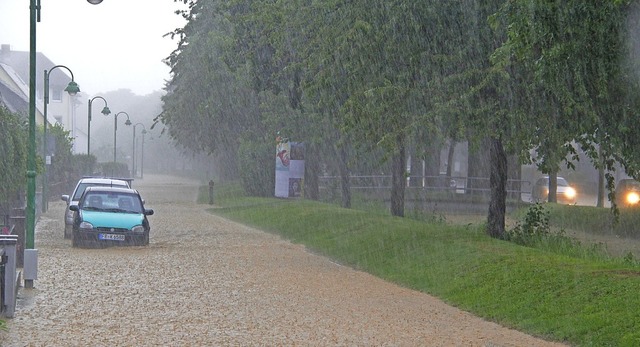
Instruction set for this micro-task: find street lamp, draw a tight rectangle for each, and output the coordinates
[112,111,132,163]
[132,123,146,178]
[140,128,147,179]
[87,96,111,156]
[27,0,104,289]
[43,65,79,213]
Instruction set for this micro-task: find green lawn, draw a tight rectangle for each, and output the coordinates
[204,184,640,346]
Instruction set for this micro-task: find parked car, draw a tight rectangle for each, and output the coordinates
[61,177,132,239]
[615,179,640,207]
[69,186,153,248]
[531,176,577,204]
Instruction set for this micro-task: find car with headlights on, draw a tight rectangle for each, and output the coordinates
[61,177,131,239]
[69,186,153,248]
[531,176,577,204]
[615,179,640,207]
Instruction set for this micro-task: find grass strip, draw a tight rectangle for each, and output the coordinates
[206,185,640,346]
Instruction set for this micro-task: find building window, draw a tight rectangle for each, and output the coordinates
[51,88,62,102]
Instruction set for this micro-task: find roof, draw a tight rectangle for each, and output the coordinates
[0,61,45,121]
[0,44,72,96]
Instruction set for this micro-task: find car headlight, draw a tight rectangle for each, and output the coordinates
[132,225,145,233]
[564,187,576,199]
[626,192,640,205]
[79,221,94,229]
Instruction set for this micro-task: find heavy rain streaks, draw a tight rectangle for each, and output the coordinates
[0,175,564,346]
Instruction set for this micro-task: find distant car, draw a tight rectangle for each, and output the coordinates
[531,176,577,204]
[615,179,640,207]
[61,177,132,239]
[69,186,153,248]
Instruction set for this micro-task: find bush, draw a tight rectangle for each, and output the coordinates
[237,139,275,197]
[99,162,130,178]
[0,106,27,204]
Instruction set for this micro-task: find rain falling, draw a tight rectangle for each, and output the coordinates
[1,1,640,345]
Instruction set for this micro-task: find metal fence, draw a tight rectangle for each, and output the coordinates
[319,175,532,195]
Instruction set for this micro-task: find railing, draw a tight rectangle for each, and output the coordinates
[319,175,532,195]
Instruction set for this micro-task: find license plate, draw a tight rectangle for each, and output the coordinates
[98,233,125,241]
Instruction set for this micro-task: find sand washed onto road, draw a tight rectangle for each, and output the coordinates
[0,175,566,346]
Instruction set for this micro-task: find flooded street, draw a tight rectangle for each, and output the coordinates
[0,175,565,346]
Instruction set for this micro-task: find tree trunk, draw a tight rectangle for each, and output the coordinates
[467,137,491,197]
[304,143,320,201]
[390,135,406,217]
[408,145,422,187]
[596,147,605,208]
[446,140,456,178]
[487,137,507,239]
[548,171,558,203]
[336,144,351,209]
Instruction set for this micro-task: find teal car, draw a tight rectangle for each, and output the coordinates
[70,186,154,248]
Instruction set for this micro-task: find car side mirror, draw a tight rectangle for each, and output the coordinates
[61,195,69,202]
[69,205,79,212]
[144,208,154,216]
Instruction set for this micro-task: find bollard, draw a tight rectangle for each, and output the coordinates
[208,180,215,205]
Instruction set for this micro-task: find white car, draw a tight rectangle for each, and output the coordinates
[531,176,577,204]
[61,177,131,239]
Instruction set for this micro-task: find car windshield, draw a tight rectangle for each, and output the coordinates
[81,192,142,213]
[72,182,128,200]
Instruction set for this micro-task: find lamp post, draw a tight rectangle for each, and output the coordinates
[132,123,146,178]
[27,0,104,289]
[140,128,147,179]
[43,65,80,213]
[87,96,111,155]
[112,111,132,163]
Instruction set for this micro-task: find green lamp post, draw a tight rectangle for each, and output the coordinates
[26,0,105,289]
[112,111,132,163]
[132,123,146,178]
[43,65,79,213]
[87,96,111,155]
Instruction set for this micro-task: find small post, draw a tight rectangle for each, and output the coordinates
[208,180,215,205]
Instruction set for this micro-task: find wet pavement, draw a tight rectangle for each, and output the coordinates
[0,174,566,346]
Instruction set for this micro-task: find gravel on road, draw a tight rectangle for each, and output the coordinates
[0,175,566,346]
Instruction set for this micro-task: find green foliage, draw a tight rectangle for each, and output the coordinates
[99,162,130,178]
[0,106,27,203]
[71,155,97,177]
[237,138,274,197]
[507,202,551,243]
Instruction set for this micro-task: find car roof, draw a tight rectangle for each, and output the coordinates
[77,177,130,185]
[83,186,139,195]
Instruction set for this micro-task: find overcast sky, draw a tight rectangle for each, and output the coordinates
[0,0,188,96]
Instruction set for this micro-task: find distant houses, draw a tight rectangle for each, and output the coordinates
[0,43,85,152]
